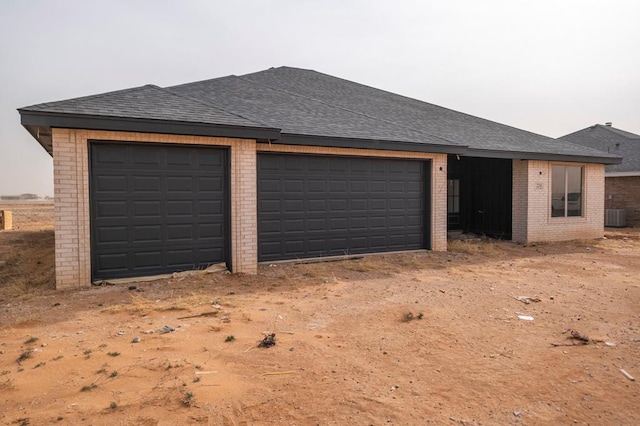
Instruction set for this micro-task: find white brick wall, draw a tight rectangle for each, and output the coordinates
[512,159,605,243]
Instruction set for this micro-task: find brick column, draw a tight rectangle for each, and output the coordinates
[52,129,91,289]
[431,154,447,251]
[230,139,258,273]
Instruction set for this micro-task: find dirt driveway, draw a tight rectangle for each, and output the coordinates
[1,204,639,425]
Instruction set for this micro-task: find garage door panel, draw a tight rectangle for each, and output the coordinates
[132,148,161,166]
[198,176,223,192]
[93,145,128,166]
[258,153,430,261]
[133,251,163,268]
[131,176,161,193]
[165,150,193,167]
[166,176,194,192]
[95,201,128,218]
[97,226,128,244]
[95,176,128,193]
[132,225,162,243]
[91,142,228,280]
[132,200,161,217]
[96,253,128,272]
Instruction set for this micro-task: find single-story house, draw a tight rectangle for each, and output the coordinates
[19,66,621,289]
[559,123,640,227]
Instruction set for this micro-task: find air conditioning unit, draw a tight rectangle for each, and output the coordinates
[605,209,626,227]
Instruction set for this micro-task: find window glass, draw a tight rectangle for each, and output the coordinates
[551,165,582,218]
[566,167,582,217]
[551,166,565,217]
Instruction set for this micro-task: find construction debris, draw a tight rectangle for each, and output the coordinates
[258,333,276,348]
[551,329,590,347]
[620,369,635,381]
[514,296,541,304]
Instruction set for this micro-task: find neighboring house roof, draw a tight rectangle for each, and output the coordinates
[19,66,620,164]
[559,124,640,174]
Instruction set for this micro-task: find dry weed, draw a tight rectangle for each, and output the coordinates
[448,239,506,256]
[102,292,214,316]
[0,230,54,300]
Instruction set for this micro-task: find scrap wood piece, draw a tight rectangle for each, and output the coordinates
[514,296,542,304]
[567,329,590,343]
[262,371,296,376]
[620,369,635,381]
[177,311,219,320]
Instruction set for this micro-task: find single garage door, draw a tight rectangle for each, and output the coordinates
[90,142,228,280]
[258,153,430,262]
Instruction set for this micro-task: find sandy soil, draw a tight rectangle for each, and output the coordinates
[0,203,639,425]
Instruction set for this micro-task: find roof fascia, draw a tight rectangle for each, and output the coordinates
[19,110,281,142]
[455,148,622,165]
[277,133,462,154]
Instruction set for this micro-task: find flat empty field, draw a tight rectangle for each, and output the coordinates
[0,202,639,425]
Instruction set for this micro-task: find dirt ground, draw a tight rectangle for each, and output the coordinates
[0,202,639,425]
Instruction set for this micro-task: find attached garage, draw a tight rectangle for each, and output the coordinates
[257,153,431,261]
[90,141,229,280]
[18,66,620,289]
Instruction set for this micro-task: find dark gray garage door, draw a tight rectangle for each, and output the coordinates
[90,142,228,280]
[258,153,430,262]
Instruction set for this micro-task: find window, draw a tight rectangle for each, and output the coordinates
[551,165,583,217]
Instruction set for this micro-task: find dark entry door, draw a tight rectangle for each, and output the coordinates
[447,155,512,239]
[257,153,430,262]
[90,142,228,280]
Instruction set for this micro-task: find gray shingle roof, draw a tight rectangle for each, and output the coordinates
[169,74,455,147]
[21,84,262,128]
[236,67,561,154]
[19,66,621,163]
[559,125,640,173]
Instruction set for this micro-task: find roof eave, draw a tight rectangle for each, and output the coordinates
[457,148,622,164]
[277,133,462,154]
[18,110,282,152]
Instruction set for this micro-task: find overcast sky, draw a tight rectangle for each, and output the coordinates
[1,0,638,197]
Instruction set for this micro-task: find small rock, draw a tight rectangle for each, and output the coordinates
[513,410,521,417]
[605,342,616,347]
[41,343,47,347]
[131,336,140,343]
[159,325,175,334]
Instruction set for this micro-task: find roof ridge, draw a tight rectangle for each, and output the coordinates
[234,73,457,147]
[154,85,272,129]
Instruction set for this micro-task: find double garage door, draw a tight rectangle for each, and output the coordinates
[90,142,430,280]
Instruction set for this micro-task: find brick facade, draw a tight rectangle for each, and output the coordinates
[51,129,448,289]
[52,129,258,289]
[52,128,606,289]
[605,176,640,227]
[512,160,605,243]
